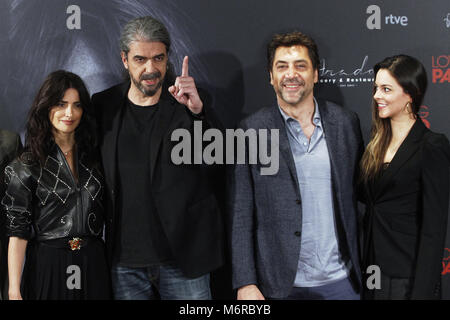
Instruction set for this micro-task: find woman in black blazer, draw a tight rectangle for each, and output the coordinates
[360,55,450,299]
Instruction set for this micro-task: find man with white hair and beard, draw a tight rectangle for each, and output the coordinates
[92,16,224,300]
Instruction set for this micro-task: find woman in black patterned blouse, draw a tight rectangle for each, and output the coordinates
[3,70,111,300]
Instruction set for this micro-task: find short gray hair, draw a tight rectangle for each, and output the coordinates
[119,16,171,55]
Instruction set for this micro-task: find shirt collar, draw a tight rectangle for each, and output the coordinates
[278,97,321,125]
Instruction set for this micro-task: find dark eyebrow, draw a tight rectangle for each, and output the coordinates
[153,53,165,59]
[132,53,165,60]
[275,59,308,65]
[60,100,80,103]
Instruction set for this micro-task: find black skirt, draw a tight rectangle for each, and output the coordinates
[21,237,111,300]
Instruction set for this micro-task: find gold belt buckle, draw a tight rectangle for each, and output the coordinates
[68,237,82,251]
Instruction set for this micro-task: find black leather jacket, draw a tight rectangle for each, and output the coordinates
[2,144,104,241]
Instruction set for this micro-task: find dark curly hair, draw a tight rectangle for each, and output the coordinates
[25,70,97,166]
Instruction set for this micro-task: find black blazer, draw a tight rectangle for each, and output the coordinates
[92,82,225,278]
[362,119,450,299]
[230,100,364,298]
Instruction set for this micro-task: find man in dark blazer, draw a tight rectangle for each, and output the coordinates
[0,130,22,300]
[229,31,364,299]
[92,16,224,300]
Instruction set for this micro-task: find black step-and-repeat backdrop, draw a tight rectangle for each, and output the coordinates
[0,0,449,297]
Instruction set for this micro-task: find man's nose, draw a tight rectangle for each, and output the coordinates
[286,65,297,78]
[144,59,156,73]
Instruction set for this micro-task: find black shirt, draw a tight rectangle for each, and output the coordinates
[115,98,172,267]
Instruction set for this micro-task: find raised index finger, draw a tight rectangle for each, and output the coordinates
[181,56,189,77]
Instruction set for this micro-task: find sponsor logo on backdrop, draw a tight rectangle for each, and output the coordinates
[419,105,430,128]
[445,13,450,28]
[442,248,450,275]
[366,5,408,30]
[432,55,450,83]
[319,55,374,88]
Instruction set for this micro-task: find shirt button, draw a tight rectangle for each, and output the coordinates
[303,142,307,146]
[294,231,301,237]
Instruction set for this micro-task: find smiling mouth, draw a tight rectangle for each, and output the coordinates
[61,120,74,125]
[377,103,387,109]
[283,83,304,91]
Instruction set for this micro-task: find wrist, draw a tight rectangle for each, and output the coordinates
[189,107,205,119]
[190,106,203,115]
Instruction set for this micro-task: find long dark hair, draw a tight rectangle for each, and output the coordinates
[360,54,427,183]
[25,70,97,165]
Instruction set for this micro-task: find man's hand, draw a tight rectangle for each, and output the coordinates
[237,284,265,300]
[168,56,203,114]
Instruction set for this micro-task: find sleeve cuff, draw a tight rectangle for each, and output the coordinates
[188,108,205,120]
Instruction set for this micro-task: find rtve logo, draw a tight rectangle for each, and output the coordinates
[366,5,408,30]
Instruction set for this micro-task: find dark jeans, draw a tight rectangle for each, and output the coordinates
[274,277,360,300]
[111,264,212,300]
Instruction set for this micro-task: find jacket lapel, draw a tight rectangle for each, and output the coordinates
[318,100,348,220]
[318,100,339,185]
[267,106,301,197]
[374,119,427,198]
[149,94,177,182]
[101,83,129,190]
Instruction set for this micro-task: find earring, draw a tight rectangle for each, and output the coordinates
[404,102,412,114]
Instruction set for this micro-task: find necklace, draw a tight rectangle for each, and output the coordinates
[62,149,72,156]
